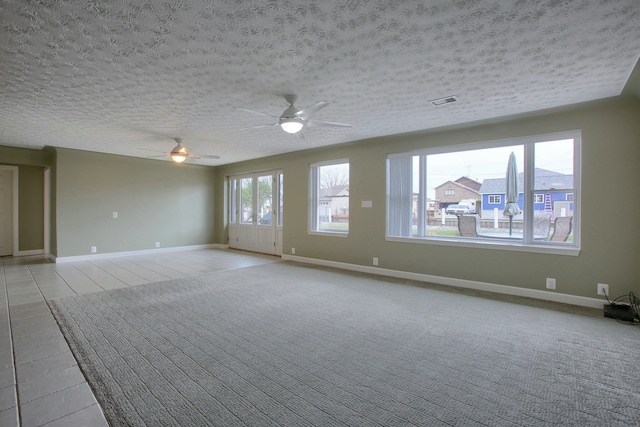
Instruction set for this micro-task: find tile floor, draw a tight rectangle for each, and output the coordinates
[0,248,280,427]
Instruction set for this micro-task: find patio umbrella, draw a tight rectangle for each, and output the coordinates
[503,152,521,235]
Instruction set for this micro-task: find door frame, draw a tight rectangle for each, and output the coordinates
[228,169,283,255]
[0,165,50,257]
[44,167,51,256]
[0,166,19,256]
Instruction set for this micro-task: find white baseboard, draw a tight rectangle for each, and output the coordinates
[282,254,605,309]
[14,249,45,257]
[53,244,226,263]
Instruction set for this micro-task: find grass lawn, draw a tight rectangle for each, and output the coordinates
[319,223,349,232]
[321,223,573,241]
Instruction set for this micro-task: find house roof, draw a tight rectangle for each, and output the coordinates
[1,1,639,165]
[479,169,573,194]
[435,179,481,195]
[455,177,482,192]
[320,185,349,198]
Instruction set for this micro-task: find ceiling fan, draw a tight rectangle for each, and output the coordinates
[237,94,351,136]
[140,138,220,163]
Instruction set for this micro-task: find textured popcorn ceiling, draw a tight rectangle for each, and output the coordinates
[1,1,639,165]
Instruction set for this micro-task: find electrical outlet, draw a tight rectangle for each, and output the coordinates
[373,257,379,266]
[90,246,97,253]
[112,211,118,219]
[597,283,609,297]
[155,242,160,248]
[291,247,296,254]
[546,278,556,290]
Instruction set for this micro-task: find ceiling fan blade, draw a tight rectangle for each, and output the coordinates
[295,102,329,120]
[307,119,352,128]
[240,123,279,130]
[236,107,278,119]
[193,154,221,159]
[137,147,165,153]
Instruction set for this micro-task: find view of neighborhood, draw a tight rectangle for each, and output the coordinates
[319,168,574,231]
[320,139,576,241]
[233,139,576,242]
[434,169,574,221]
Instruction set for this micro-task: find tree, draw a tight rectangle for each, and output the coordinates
[320,163,349,189]
[240,176,273,222]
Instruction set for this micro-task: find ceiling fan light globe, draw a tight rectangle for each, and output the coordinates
[280,119,304,134]
[171,153,187,163]
[170,143,188,162]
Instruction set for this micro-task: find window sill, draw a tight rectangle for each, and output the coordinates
[386,235,580,256]
[308,231,349,238]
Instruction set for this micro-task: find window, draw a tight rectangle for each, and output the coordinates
[228,171,283,228]
[277,173,284,226]
[256,175,273,225]
[387,131,580,252]
[310,159,349,234]
[240,177,253,223]
[444,189,454,196]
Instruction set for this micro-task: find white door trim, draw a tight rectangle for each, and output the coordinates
[228,170,283,255]
[0,166,19,256]
[44,167,51,256]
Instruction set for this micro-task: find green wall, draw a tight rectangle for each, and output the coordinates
[0,145,50,252]
[214,96,640,299]
[18,165,45,251]
[54,148,217,257]
[2,96,639,301]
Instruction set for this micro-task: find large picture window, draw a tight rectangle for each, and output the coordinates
[310,159,349,235]
[386,132,580,253]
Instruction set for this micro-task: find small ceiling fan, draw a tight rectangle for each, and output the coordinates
[237,94,351,136]
[140,138,220,163]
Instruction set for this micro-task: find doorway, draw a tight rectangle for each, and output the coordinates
[228,170,283,255]
[0,167,17,256]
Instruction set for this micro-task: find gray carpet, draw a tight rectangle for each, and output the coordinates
[49,262,640,426]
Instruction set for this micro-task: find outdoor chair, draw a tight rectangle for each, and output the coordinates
[549,216,573,242]
[457,215,481,238]
[533,214,552,240]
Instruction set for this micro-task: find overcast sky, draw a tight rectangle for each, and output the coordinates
[421,139,574,197]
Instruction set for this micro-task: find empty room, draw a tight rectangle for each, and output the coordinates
[1,1,639,426]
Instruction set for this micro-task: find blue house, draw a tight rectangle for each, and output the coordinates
[478,169,574,219]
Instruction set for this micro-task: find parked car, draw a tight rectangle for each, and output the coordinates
[445,204,475,215]
[258,212,272,225]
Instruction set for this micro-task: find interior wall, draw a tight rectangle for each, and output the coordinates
[214,96,640,300]
[0,145,52,253]
[18,165,45,251]
[54,148,217,258]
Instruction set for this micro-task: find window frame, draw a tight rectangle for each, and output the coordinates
[309,158,350,237]
[386,131,581,255]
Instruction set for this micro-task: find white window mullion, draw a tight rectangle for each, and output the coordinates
[523,143,535,243]
[417,155,426,237]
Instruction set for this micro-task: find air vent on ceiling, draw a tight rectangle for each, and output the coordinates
[429,95,458,106]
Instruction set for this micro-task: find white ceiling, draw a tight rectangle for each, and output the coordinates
[1,1,639,165]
